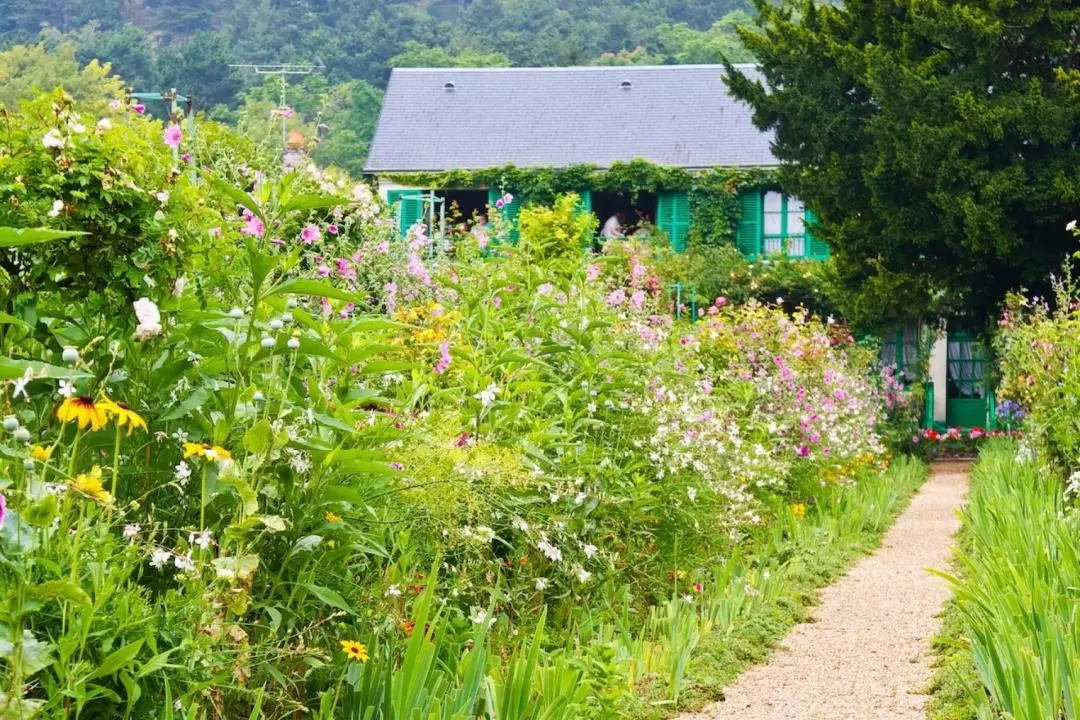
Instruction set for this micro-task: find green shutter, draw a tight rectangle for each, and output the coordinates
[578,190,592,214]
[735,189,762,258]
[657,192,690,253]
[387,189,425,237]
[806,208,829,259]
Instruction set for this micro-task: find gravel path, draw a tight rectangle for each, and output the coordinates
[682,462,969,720]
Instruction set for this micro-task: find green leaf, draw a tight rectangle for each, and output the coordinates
[30,580,90,607]
[257,515,287,532]
[305,584,354,615]
[135,648,179,679]
[246,236,277,290]
[243,420,274,455]
[359,360,415,374]
[0,227,87,248]
[85,641,144,682]
[267,278,359,303]
[22,495,59,529]
[0,358,93,380]
[0,628,52,676]
[281,194,348,214]
[0,312,29,328]
[158,387,211,422]
[204,174,265,223]
[212,555,261,582]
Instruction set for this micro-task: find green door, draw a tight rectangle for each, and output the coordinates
[945,331,988,428]
[735,189,761,258]
[656,192,690,253]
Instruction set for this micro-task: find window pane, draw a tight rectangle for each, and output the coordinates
[787,236,805,257]
[787,212,805,235]
[764,236,782,254]
[763,212,782,235]
[763,191,783,212]
[786,197,804,213]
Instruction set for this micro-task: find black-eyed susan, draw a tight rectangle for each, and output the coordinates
[57,396,108,432]
[70,465,112,504]
[183,442,232,462]
[99,398,147,435]
[339,640,368,663]
[31,445,52,462]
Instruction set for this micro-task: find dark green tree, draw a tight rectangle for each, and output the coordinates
[727,1,1080,326]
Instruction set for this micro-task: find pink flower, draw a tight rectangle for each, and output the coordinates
[495,198,505,210]
[714,296,727,307]
[271,237,285,246]
[537,283,555,297]
[587,264,602,282]
[327,223,339,235]
[339,303,355,319]
[434,341,452,374]
[163,124,183,147]
[701,379,713,395]
[376,241,390,254]
[300,225,321,244]
[132,103,146,115]
[208,227,222,238]
[281,106,294,119]
[391,462,404,471]
[384,282,397,315]
[630,289,646,311]
[317,264,330,277]
[182,152,192,163]
[606,288,626,307]
[797,446,810,457]
[241,215,265,238]
[491,296,502,309]
[109,99,123,111]
[0,492,6,530]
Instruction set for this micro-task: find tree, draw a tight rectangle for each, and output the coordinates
[658,11,755,64]
[0,43,124,107]
[727,1,1080,327]
[388,41,510,69]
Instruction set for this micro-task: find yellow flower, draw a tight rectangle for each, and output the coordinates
[339,640,368,663]
[183,442,232,462]
[70,465,112,504]
[325,512,343,523]
[57,396,108,432]
[31,445,52,462]
[99,398,147,435]
[791,503,807,519]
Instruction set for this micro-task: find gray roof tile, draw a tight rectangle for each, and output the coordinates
[364,65,776,173]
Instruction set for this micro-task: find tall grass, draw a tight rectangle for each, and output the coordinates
[939,440,1080,719]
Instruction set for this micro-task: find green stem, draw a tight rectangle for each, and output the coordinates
[200,463,209,532]
[110,429,122,499]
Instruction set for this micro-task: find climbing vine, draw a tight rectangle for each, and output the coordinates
[382,159,781,246]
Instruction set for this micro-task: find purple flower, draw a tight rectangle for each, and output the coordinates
[376,241,390,254]
[495,198,505,210]
[281,106,295,119]
[0,492,5,530]
[327,223,339,235]
[491,296,502,309]
[587,264,602,282]
[182,152,192,163]
[606,288,626,307]
[300,225,321,244]
[317,264,330,277]
[630,289,645,312]
[391,462,404,471]
[797,446,810,457]
[385,282,397,315]
[163,124,183,148]
[132,103,146,115]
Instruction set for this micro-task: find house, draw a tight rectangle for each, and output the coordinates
[364,65,993,430]
[364,64,827,259]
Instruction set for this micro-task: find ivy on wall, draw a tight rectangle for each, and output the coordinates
[381,159,781,246]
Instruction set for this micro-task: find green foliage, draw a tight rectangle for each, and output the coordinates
[518,193,597,260]
[727,0,1080,326]
[388,41,511,69]
[0,43,123,107]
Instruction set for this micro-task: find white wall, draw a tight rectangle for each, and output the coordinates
[927,324,948,423]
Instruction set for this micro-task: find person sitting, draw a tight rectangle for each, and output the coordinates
[601,212,625,239]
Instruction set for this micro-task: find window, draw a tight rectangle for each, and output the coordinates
[762,191,808,258]
[879,321,922,384]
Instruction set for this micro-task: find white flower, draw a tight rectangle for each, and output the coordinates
[97,118,112,131]
[156,191,170,205]
[385,585,402,598]
[123,524,141,539]
[153,210,165,221]
[687,487,697,502]
[473,383,500,407]
[186,352,202,365]
[47,199,64,218]
[474,526,496,543]
[189,530,212,549]
[11,367,34,401]
[574,565,591,583]
[587,402,597,415]
[69,122,86,134]
[174,461,192,486]
[133,298,163,340]
[683,595,694,604]
[582,543,598,559]
[150,548,171,569]
[534,577,549,591]
[549,493,560,504]
[574,492,587,505]
[512,517,529,532]
[537,539,562,563]
[172,276,186,297]
[1068,220,1078,232]
[470,607,491,625]
[57,379,76,399]
[43,129,66,148]
[174,554,195,572]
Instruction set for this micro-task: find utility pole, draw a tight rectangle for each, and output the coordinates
[229,63,325,162]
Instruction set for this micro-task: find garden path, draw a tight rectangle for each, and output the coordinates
[680,461,969,720]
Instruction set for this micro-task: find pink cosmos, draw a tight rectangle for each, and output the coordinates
[434,341,452,374]
[797,446,810,457]
[352,250,363,263]
[679,335,695,346]
[300,225,321,244]
[132,103,146,115]
[164,124,183,147]
[376,241,390,254]
[328,223,339,235]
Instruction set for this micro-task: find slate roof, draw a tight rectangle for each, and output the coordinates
[364,65,776,173]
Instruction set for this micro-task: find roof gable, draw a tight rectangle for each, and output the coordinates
[364,65,777,173]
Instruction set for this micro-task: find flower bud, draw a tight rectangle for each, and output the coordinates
[3,416,19,432]
[269,318,284,331]
[260,335,275,349]
[229,307,244,319]
[62,346,79,364]
[13,427,31,443]
[287,337,301,350]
